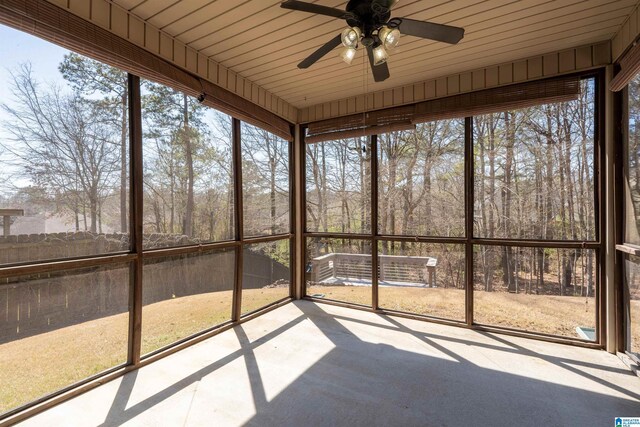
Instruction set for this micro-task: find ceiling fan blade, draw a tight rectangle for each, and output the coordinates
[398,18,464,44]
[281,0,347,19]
[298,34,342,69]
[367,45,390,82]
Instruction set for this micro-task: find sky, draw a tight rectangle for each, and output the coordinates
[0,24,72,195]
[0,22,269,199]
[0,24,69,99]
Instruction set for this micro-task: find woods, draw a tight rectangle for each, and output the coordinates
[0,56,290,247]
[141,80,234,244]
[1,60,124,234]
[305,79,596,297]
[474,80,595,296]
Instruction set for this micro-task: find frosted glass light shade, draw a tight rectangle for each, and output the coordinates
[373,45,388,65]
[341,47,357,64]
[379,26,400,49]
[341,27,361,48]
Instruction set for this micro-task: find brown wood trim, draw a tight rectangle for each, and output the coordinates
[465,116,474,327]
[306,76,581,137]
[610,41,640,92]
[305,234,599,249]
[128,73,143,366]
[0,0,293,141]
[306,122,414,144]
[304,232,373,240]
[293,124,303,299]
[376,235,467,243]
[232,118,243,322]
[141,241,240,259]
[288,125,297,300]
[301,127,309,299]
[242,233,293,244]
[471,239,601,249]
[371,134,379,311]
[617,82,629,353]
[0,251,132,270]
[0,253,136,278]
[596,68,606,348]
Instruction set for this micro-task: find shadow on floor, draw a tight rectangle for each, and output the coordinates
[99,301,639,427]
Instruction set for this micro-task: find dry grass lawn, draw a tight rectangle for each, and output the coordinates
[241,287,290,316]
[0,288,288,415]
[0,311,129,415]
[308,285,601,338]
[633,302,640,356]
[141,291,233,355]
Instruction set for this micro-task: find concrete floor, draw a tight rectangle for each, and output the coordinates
[20,301,640,427]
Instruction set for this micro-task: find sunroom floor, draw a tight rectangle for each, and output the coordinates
[19,301,640,427]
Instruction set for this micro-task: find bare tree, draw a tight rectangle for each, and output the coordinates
[59,53,129,232]
[1,64,120,233]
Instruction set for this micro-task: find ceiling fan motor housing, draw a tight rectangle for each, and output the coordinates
[345,0,392,38]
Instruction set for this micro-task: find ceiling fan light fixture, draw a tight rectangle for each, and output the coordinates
[372,44,388,66]
[283,0,465,82]
[379,26,401,49]
[341,46,357,64]
[341,26,361,48]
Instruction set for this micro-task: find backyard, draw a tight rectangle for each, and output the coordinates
[307,285,601,338]
[2,283,637,414]
[0,288,287,414]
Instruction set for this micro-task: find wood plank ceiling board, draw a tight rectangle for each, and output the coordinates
[108,0,635,109]
[274,10,628,104]
[262,9,619,105]
[128,1,183,19]
[612,0,640,59]
[255,6,627,91]
[112,0,144,10]
[247,0,624,85]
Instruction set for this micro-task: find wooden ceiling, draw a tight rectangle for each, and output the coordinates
[112,0,638,108]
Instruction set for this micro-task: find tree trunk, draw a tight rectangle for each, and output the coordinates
[89,193,98,233]
[503,112,516,292]
[153,198,162,232]
[183,93,194,237]
[423,161,432,235]
[389,149,397,235]
[228,179,234,237]
[270,155,277,234]
[170,158,175,234]
[308,145,322,231]
[120,91,128,233]
[488,115,496,239]
[321,143,328,231]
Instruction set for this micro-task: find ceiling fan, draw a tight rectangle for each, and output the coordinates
[281,0,464,82]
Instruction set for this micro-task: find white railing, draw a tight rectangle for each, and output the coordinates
[310,253,437,286]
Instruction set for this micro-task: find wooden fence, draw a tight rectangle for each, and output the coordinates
[0,235,289,344]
